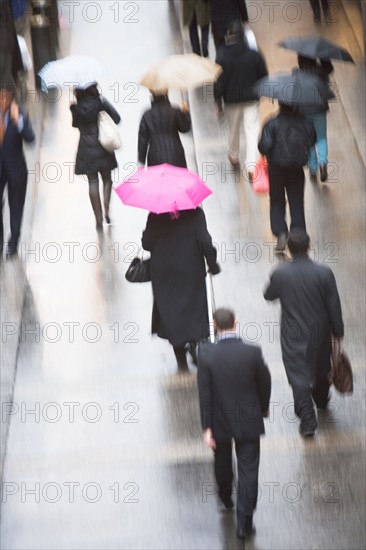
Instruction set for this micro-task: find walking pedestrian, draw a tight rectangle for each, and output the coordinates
[295,55,334,183]
[214,19,268,178]
[263,229,344,437]
[70,84,121,229]
[197,307,271,540]
[141,207,220,370]
[0,76,35,258]
[309,0,330,23]
[138,91,191,168]
[182,0,211,58]
[211,0,248,52]
[258,102,316,252]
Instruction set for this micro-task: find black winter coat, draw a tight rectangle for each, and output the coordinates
[293,65,335,115]
[211,0,248,47]
[264,256,344,389]
[138,96,191,168]
[258,112,316,167]
[214,42,268,105]
[198,338,271,442]
[141,208,220,346]
[71,96,121,175]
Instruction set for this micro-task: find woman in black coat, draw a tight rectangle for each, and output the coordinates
[70,84,121,228]
[141,207,220,370]
[138,92,191,168]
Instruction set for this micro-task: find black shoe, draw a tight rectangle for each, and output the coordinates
[275,233,287,253]
[299,425,315,438]
[319,163,328,182]
[185,342,198,365]
[5,245,18,259]
[310,172,318,184]
[244,515,256,537]
[220,496,234,510]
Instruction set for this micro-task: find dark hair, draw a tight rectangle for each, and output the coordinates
[74,84,100,101]
[226,19,244,44]
[297,55,317,71]
[287,229,310,256]
[0,76,16,98]
[279,102,299,115]
[214,308,235,331]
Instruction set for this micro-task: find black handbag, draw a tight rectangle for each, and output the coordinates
[125,256,151,283]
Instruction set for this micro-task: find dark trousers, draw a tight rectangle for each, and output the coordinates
[268,163,306,237]
[0,164,28,254]
[214,439,260,528]
[291,340,332,431]
[309,0,330,20]
[189,12,209,57]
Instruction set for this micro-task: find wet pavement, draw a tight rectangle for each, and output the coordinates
[0,1,365,549]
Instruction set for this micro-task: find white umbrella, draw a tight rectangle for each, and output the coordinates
[140,54,222,93]
[38,55,105,92]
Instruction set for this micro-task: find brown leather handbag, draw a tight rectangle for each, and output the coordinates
[328,339,353,394]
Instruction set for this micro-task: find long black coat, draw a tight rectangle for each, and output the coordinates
[71,96,121,175]
[138,96,191,168]
[211,0,248,47]
[264,256,344,389]
[197,338,271,442]
[141,208,219,346]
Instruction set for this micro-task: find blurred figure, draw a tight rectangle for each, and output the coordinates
[197,308,271,540]
[211,0,248,51]
[295,54,334,183]
[309,0,330,23]
[138,91,191,168]
[214,19,268,177]
[0,0,24,80]
[264,229,344,437]
[70,84,121,228]
[258,102,316,252]
[183,0,211,58]
[141,207,220,370]
[0,77,35,258]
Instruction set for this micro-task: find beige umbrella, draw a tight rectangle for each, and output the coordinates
[140,54,222,93]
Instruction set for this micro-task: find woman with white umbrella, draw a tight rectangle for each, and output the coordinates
[70,84,121,229]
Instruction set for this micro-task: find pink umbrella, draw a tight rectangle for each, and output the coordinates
[115,164,212,214]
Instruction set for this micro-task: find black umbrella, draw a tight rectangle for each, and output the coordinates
[278,37,354,63]
[256,71,335,105]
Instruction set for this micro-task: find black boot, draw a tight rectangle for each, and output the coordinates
[185,341,198,365]
[173,346,188,371]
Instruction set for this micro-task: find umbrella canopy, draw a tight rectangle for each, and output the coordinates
[115,164,212,214]
[256,71,335,105]
[140,54,222,92]
[278,37,354,63]
[38,55,105,92]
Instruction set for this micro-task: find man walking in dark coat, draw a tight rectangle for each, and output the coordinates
[214,19,268,177]
[197,308,271,540]
[211,0,248,51]
[0,77,35,258]
[258,103,316,252]
[263,229,344,437]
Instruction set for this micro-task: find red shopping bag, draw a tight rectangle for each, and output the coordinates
[252,156,269,193]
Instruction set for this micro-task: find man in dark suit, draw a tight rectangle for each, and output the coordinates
[264,229,344,437]
[197,308,271,540]
[0,77,35,258]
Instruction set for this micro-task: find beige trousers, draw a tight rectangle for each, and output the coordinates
[225,101,260,170]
